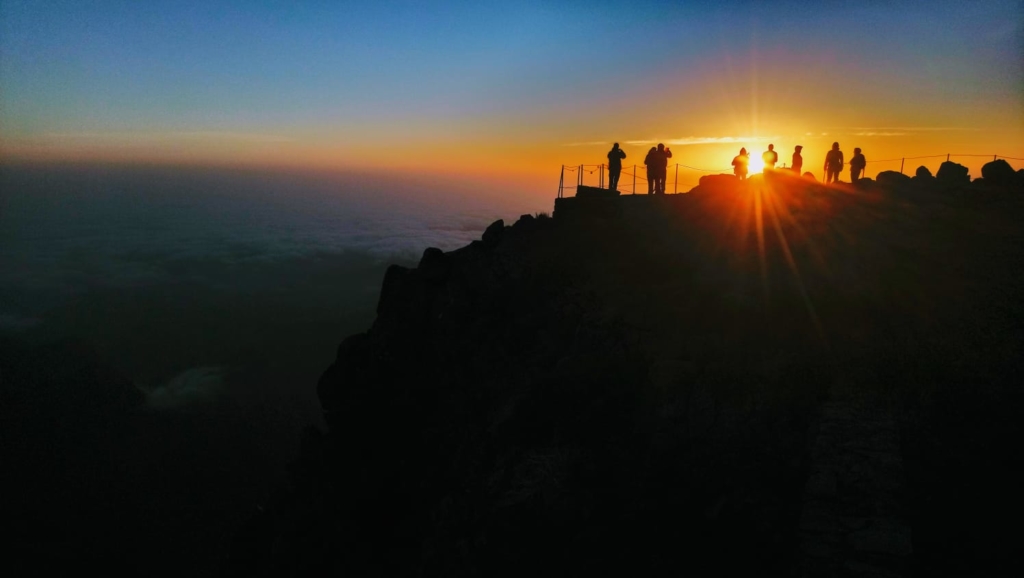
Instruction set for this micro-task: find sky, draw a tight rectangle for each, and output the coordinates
[2,0,1023,190]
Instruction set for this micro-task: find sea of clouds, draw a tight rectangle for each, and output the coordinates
[0,163,548,406]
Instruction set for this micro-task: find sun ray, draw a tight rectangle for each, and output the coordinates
[764,184,826,344]
[754,186,769,305]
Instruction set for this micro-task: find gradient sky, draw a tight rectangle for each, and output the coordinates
[2,0,1022,189]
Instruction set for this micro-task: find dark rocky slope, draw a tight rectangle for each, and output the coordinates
[229,163,1024,576]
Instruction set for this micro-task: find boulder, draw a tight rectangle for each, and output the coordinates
[803,172,817,181]
[936,161,970,186]
[698,174,739,191]
[876,171,912,188]
[915,166,933,179]
[980,159,1018,187]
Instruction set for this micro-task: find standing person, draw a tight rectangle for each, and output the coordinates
[654,143,672,194]
[824,142,844,184]
[791,145,803,174]
[762,144,778,171]
[607,143,626,191]
[644,147,657,194]
[850,147,866,183]
[732,147,750,180]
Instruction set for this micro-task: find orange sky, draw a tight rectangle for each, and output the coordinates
[2,1,1023,195]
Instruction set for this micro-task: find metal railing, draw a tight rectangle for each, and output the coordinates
[557,154,1024,198]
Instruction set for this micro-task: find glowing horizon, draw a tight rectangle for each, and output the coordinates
[2,1,1022,189]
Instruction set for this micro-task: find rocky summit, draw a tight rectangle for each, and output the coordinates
[229,165,1024,577]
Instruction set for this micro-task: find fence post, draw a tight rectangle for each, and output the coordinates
[578,165,583,187]
[946,154,950,162]
[994,155,997,161]
[632,165,636,195]
[601,164,605,189]
[900,158,905,174]
[674,164,678,194]
[558,166,564,198]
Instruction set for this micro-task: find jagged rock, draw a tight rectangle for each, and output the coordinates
[936,161,970,186]
[316,332,373,423]
[376,264,410,314]
[981,159,1018,187]
[876,171,912,188]
[482,219,505,246]
[418,247,448,283]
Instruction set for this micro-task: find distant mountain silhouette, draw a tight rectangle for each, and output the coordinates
[229,166,1024,576]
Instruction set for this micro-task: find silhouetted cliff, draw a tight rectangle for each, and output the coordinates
[229,165,1024,577]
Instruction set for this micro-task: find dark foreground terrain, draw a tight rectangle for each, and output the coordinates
[227,161,1024,576]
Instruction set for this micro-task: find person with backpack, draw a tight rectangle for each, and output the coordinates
[850,147,866,183]
[824,142,844,184]
[732,147,750,180]
[606,143,627,191]
[762,144,778,171]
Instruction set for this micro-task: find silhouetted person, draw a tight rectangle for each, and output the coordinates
[607,143,626,191]
[732,147,750,180]
[824,142,844,184]
[792,145,803,174]
[644,147,657,194]
[652,143,672,194]
[850,147,866,183]
[762,144,778,171]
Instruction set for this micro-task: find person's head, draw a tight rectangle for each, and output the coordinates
[612,142,619,149]
[740,147,747,155]
[832,142,840,150]
[657,143,665,151]
[854,147,861,154]
[768,144,774,151]
[650,147,657,153]
[795,145,803,152]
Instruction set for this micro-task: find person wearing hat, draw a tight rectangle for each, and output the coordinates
[791,145,803,175]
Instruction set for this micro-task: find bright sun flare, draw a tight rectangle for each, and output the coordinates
[748,156,765,174]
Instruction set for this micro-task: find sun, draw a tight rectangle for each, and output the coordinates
[748,156,764,174]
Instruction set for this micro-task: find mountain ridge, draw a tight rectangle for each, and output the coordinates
[228,163,1024,576]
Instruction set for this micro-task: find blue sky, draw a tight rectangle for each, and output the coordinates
[2,0,1021,180]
